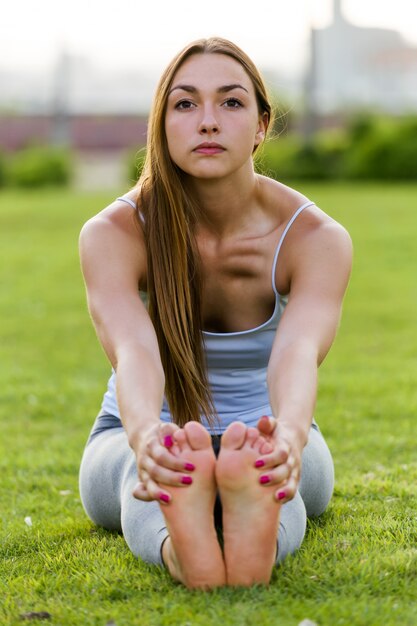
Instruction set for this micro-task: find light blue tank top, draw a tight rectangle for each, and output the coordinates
[100,197,315,434]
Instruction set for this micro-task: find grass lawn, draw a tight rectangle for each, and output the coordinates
[0,183,416,626]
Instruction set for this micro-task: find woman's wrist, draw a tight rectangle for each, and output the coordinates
[275,419,309,453]
[126,419,160,454]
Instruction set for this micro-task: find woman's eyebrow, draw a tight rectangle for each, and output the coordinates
[168,83,249,95]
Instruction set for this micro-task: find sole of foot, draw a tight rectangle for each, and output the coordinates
[216,422,281,586]
[161,422,226,589]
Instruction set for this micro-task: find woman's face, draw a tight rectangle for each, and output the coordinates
[165,53,266,180]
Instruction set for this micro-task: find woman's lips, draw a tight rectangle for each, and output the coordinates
[194,147,225,154]
[193,142,225,155]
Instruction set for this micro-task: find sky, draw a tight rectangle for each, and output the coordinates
[2,0,417,79]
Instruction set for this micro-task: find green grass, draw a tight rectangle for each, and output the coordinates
[1,184,416,626]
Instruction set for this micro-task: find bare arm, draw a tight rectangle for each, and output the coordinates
[269,221,352,442]
[79,208,164,448]
[258,219,352,500]
[79,204,193,501]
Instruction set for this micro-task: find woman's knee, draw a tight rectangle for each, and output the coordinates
[79,429,168,565]
[298,427,335,518]
[78,430,127,530]
[120,469,168,566]
[276,490,307,564]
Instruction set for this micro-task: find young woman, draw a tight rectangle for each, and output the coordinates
[79,37,352,589]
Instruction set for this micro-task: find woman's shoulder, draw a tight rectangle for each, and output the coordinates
[259,176,352,288]
[79,189,147,283]
[258,175,350,238]
[257,176,311,220]
[80,189,143,243]
[283,201,352,291]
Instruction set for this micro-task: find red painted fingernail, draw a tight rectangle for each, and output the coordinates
[278,491,286,500]
[255,459,265,468]
[260,475,271,484]
[159,492,170,503]
[163,435,174,448]
[184,462,195,471]
[181,475,193,485]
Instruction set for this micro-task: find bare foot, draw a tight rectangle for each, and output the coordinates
[160,422,226,589]
[216,422,281,586]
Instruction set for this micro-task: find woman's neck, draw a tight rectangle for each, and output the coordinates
[188,167,262,238]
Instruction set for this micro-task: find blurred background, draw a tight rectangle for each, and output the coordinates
[1,0,417,189]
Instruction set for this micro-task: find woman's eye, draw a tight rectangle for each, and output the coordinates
[175,100,195,110]
[224,98,243,108]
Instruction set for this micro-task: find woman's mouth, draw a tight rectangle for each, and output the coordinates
[193,142,225,155]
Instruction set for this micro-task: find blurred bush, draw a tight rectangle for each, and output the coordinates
[0,150,7,187]
[257,114,417,182]
[343,115,417,180]
[127,149,146,185]
[6,146,73,188]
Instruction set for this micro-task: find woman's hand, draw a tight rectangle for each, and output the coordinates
[132,423,195,504]
[254,415,303,504]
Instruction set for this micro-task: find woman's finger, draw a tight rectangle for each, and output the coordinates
[139,472,172,504]
[258,461,292,487]
[158,422,180,450]
[132,481,153,502]
[258,438,274,455]
[138,467,150,486]
[146,439,196,473]
[256,415,277,436]
[141,455,194,488]
[254,443,290,470]
[274,475,299,504]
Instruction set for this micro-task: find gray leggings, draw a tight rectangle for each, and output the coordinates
[79,416,334,566]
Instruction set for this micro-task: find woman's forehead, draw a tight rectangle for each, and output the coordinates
[172,53,253,90]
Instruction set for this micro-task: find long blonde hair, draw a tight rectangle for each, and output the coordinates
[135,37,273,426]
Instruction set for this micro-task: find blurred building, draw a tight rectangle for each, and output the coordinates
[307,0,417,114]
[0,115,147,152]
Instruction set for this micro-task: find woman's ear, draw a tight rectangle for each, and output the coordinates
[254,112,269,148]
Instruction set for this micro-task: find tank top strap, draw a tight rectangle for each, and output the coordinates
[116,195,145,224]
[271,200,315,295]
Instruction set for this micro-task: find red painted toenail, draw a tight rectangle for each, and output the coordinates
[184,462,195,471]
[260,475,271,484]
[255,459,265,468]
[163,435,174,448]
[181,475,193,485]
[278,491,286,500]
[159,493,170,503]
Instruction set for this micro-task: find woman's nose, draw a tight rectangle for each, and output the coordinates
[198,107,220,134]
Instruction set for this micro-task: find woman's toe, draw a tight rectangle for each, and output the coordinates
[220,421,246,450]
